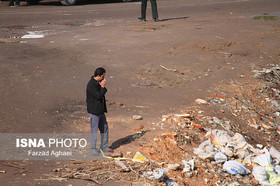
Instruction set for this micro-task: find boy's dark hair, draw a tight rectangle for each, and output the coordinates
[94,67,106,77]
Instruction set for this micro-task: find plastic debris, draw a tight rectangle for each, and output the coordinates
[167,163,180,170]
[275,165,280,174]
[115,160,130,172]
[182,159,195,173]
[233,133,255,160]
[21,31,45,39]
[265,164,280,185]
[132,152,148,163]
[228,182,241,186]
[143,168,169,180]
[193,139,215,159]
[252,166,270,185]
[223,160,251,175]
[214,151,227,163]
[270,146,280,161]
[207,129,235,157]
[209,129,233,148]
[254,148,272,167]
[165,179,180,186]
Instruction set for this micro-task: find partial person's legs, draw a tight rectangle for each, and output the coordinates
[150,0,159,21]
[15,0,20,6]
[9,0,14,6]
[140,0,148,20]
[89,114,100,155]
[99,114,113,152]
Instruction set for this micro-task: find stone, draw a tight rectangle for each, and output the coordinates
[195,98,208,104]
[133,115,143,120]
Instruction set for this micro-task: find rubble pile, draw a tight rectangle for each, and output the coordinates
[47,65,280,185]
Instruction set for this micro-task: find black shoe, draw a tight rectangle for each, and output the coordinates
[138,17,147,22]
[154,18,160,22]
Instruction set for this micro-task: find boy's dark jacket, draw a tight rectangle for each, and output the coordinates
[86,76,107,115]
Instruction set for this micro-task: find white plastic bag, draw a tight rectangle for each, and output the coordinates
[254,148,272,167]
[252,166,270,186]
[223,160,251,175]
[214,151,227,163]
[220,146,234,157]
[210,129,232,148]
[275,165,280,174]
[233,133,247,149]
[270,146,280,161]
[233,133,255,160]
[193,139,215,159]
[243,154,253,165]
[236,149,250,160]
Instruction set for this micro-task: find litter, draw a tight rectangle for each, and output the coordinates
[233,133,255,160]
[133,152,149,163]
[174,114,191,118]
[275,165,280,174]
[207,129,234,157]
[270,146,280,161]
[220,146,234,157]
[165,178,180,186]
[214,151,227,163]
[143,168,169,180]
[228,181,241,186]
[265,164,280,185]
[182,159,194,173]
[252,166,270,186]
[115,160,130,172]
[21,31,45,39]
[223,160,250,175]
[167,163,180,170]
[209,129,232,148]
[254,148,272,167]
[193,139,215,159]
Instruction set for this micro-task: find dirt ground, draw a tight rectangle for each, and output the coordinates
[0,0,280,185]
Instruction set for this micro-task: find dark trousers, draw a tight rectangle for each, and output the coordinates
[9,0,20,6]
[141,0,158,19]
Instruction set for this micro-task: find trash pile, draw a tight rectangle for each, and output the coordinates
[194,129,280,185]
[45,65,280,185]
[208,65,280,135]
